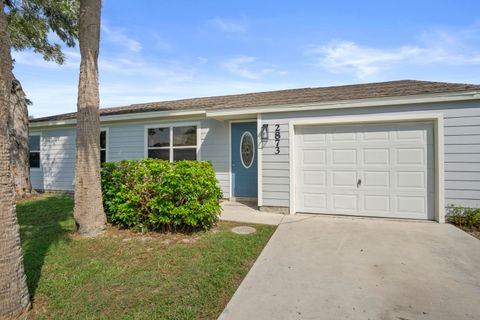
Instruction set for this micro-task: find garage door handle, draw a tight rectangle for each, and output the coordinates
[357,179,362,188]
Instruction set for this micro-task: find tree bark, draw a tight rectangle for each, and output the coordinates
[74,0,105,236]
[0,0,30,318]
[10,76,35,199]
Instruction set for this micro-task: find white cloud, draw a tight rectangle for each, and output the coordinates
[99,57,194,83]
[13,49,80,69]
[101,25,143,52]
[222,56,276,79]
[209,17,249,33]
[306,31,480,79]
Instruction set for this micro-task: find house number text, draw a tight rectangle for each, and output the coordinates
[275,124,281,154]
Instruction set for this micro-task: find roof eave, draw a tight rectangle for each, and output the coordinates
[206,90,480,119]
[30,90,480,128]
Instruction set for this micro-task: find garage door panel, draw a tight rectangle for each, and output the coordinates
[302,170,327,186]
[331,132,357,142]
[396,171,425,188]
[363,148,390,165]
[363,195,390,212]
[363,171,390,188]
[332,171,357,187]
[332,149,357,165]
[295,122,434,220]
[396,148,425,165]
[332,194,358,211]
[302,193,327,210]
[303,150,326,164]
[396,196,426,215]
[395,128,425,141]
[363,130,390,141]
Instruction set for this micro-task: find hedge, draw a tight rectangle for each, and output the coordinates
[101,159,223,232]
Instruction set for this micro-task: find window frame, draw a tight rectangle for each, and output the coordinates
[100,128,109,163]
[28,132,42,171]
[144,122,201,161]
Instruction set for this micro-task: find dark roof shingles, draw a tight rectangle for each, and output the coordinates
[31,80,480,122]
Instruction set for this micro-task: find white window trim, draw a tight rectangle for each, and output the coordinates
[144,121,201,161]
[288,112,445,223]
[100,127,109,163]
[29,132,42,171]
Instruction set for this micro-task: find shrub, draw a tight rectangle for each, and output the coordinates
[101,159,223,232]
[447,205,480,229]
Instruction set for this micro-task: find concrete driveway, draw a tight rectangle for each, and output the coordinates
[219,215,480,320]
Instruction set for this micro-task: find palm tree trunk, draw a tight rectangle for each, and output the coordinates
[10,76,35,199]
[0,0,30,318]
[74,0,105,236]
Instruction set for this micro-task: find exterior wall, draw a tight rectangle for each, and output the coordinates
[30,118,230,197]
[261,100,480,209]
[200,119,230,198]
[29,99,480,209]
[30,127,76,191]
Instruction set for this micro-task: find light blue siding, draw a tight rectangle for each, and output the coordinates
[30,118,231,197]
[200,119,230,198]
[30,127,76,191]
[108,124,145,161]
[261,100,480,208]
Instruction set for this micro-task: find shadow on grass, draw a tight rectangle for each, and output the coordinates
[17,194,74,297]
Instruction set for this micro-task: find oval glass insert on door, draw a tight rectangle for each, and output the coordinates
[240,132,255,168]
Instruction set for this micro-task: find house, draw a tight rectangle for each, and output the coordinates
[29,80,480,222]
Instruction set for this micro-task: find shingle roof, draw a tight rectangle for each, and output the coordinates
[31,80,480,122]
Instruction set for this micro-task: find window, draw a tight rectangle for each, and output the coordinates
[100,130,107,163]
[240,132,254,168]
[29,135,41,168]
[147,125,197,161]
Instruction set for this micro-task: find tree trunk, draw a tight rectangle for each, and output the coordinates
[10,76,35,199]
[74,0,105,236]
[0,0,30,318]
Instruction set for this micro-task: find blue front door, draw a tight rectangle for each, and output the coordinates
[231,122,258,197]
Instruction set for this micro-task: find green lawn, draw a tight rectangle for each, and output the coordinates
[17,194,275,320]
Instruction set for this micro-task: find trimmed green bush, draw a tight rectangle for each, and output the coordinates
[447,205,480,229]
[101,159,223,232]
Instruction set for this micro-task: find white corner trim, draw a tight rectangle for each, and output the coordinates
[257,114,263,207]
[288,121,295,214]
[228,121,232,199]
[435,116,445,223]
[288,112,445,222]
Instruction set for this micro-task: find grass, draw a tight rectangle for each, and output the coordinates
[17,194,276,320]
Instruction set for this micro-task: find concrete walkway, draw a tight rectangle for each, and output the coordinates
[220,200,285,225]
[219,204,480,320]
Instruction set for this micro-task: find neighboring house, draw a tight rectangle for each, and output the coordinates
[29,80,480,222]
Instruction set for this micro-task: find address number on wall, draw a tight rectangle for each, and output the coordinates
[275,124,281,154]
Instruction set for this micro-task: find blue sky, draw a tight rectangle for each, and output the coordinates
[11,0,480,117]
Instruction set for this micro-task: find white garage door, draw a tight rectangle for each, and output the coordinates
[295,122,434,219]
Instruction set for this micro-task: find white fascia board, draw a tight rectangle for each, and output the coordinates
[30,109,207,128]
[206,91,480,118]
